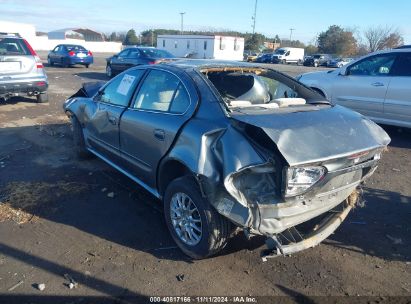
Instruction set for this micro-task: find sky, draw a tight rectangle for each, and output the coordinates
[1,0,410,44]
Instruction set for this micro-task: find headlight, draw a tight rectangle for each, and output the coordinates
[285,166,326,197]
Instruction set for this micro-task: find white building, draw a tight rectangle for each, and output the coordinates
[157,35,244,61]
[0,21,36,40]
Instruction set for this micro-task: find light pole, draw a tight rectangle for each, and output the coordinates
[251,0,258,34]
[289,28,295,44]
[180,12,186,35]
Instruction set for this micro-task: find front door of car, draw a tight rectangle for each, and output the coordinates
[383,52,411,126]
[111,49,130,73]
[85,69,145,160]
[330,53,396,119]
[119,68,197,189]
[49,46,60,62]
[123,48,142,69]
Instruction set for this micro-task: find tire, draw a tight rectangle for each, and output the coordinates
[106,65,113,78]
[314,62,319,67]
[36,92,48,103]
[85,64,90,68]
[47,57,53,66]
[71,115,91,159]
[282,59,286,64]
[164,176,231,259]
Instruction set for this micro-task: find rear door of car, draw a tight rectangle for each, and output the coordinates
[85,69,146,161]
[383,52,411,126]
[330,53,396,119]
[119,68,198,189]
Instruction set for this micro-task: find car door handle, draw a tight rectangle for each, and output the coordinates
[108,116,117,125]
[371,82,384,87]
[153,129,165,141]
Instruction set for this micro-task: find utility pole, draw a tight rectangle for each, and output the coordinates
[251,0,258,34]
[289,28,295,44]
[151,29,154,46]
[180,12,186,35]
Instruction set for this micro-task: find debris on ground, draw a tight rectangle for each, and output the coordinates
[350,221,367,225]
[64,273,78,289]
[0,181,88,224]
[101,188,107,192]
[386,234,403,245]
[392,168,401,172]
[8,280,24,291]
[36,283,46,291]
[176,274,185,282]
[107,192,115,198]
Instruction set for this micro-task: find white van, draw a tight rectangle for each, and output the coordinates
[271,47,305,65]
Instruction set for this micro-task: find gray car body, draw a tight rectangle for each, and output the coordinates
[64,60,390,255]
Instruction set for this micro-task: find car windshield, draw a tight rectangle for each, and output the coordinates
[140,48,174,58]
[66,45,87,51]
[0,38,30,55]
[275,49,286,55]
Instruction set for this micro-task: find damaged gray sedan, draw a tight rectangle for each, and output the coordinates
[63,60,390,259]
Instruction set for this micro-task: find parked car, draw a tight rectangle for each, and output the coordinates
[64,60,390,259]
[254,53,273,63]
[327,57,354,68]
[303,54,332,67]
[48,44,93,68]
[246,52,259,62]
[0,33,48,103]
[297,49,411,128]
[271,47,305,64]
[106,47,175,78]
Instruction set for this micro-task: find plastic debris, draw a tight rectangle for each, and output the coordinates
[386,234,403,245]
[37,283,46,291]
[64,273,78,289]
[176,274,185,282]
[107,192,115,198]
[8,280,24,291]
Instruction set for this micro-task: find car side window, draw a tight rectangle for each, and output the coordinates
[53,46,60,52]
[127,49,141,58]
[391,53,411,77]
[96,69,145,107]
[347,54,396,76]
[118,49,130,57]
[133,70,190,114]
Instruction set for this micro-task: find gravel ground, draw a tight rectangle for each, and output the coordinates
[0,52,410,304]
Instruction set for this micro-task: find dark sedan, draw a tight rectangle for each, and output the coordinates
[106,47,175,78]
[48,44,93,68]
[64,60,389,260]
[254,53,273,63]
[303,54,332,67]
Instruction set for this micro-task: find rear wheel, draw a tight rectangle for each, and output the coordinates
[314,62,319,67]
[164,176,231,259]
[36,92,48,103]
[71,115,91,159]
[85,64,90,68]
[282,59,286,64]
[297,59,302,65]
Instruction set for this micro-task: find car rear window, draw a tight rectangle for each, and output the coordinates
[140,49,174,58]
[66,45,87,51]
[0,38,30,55]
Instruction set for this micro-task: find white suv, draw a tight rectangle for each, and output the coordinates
[0,33,48,103]
[297,48,411,128]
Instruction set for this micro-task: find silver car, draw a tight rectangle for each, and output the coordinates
[64,60,390,260]
[0,33,48,103]
[298,48,411,128]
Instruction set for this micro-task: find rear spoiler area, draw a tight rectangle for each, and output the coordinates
[70,81,106,98]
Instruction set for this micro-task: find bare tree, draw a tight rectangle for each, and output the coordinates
[364,26,403,52]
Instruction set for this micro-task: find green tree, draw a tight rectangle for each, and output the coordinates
[305,44,318,55]
[317,25,357,56]
[123,29,139,45]
[244,33,265,51]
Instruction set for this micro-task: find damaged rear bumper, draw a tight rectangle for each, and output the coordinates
[263,198,353,261]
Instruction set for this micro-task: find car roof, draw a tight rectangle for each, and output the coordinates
[169,59,259,69]
[0,33,22,39]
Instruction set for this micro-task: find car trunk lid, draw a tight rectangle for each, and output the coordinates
[230,105,391,166]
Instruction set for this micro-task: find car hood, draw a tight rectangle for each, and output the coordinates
[230,105,391,166]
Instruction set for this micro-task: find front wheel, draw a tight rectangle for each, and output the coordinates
[47,57,53,66]
[71,115,91,159]
[85,64,90,68]
[164,176,232,259]
[106,65,113,78]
